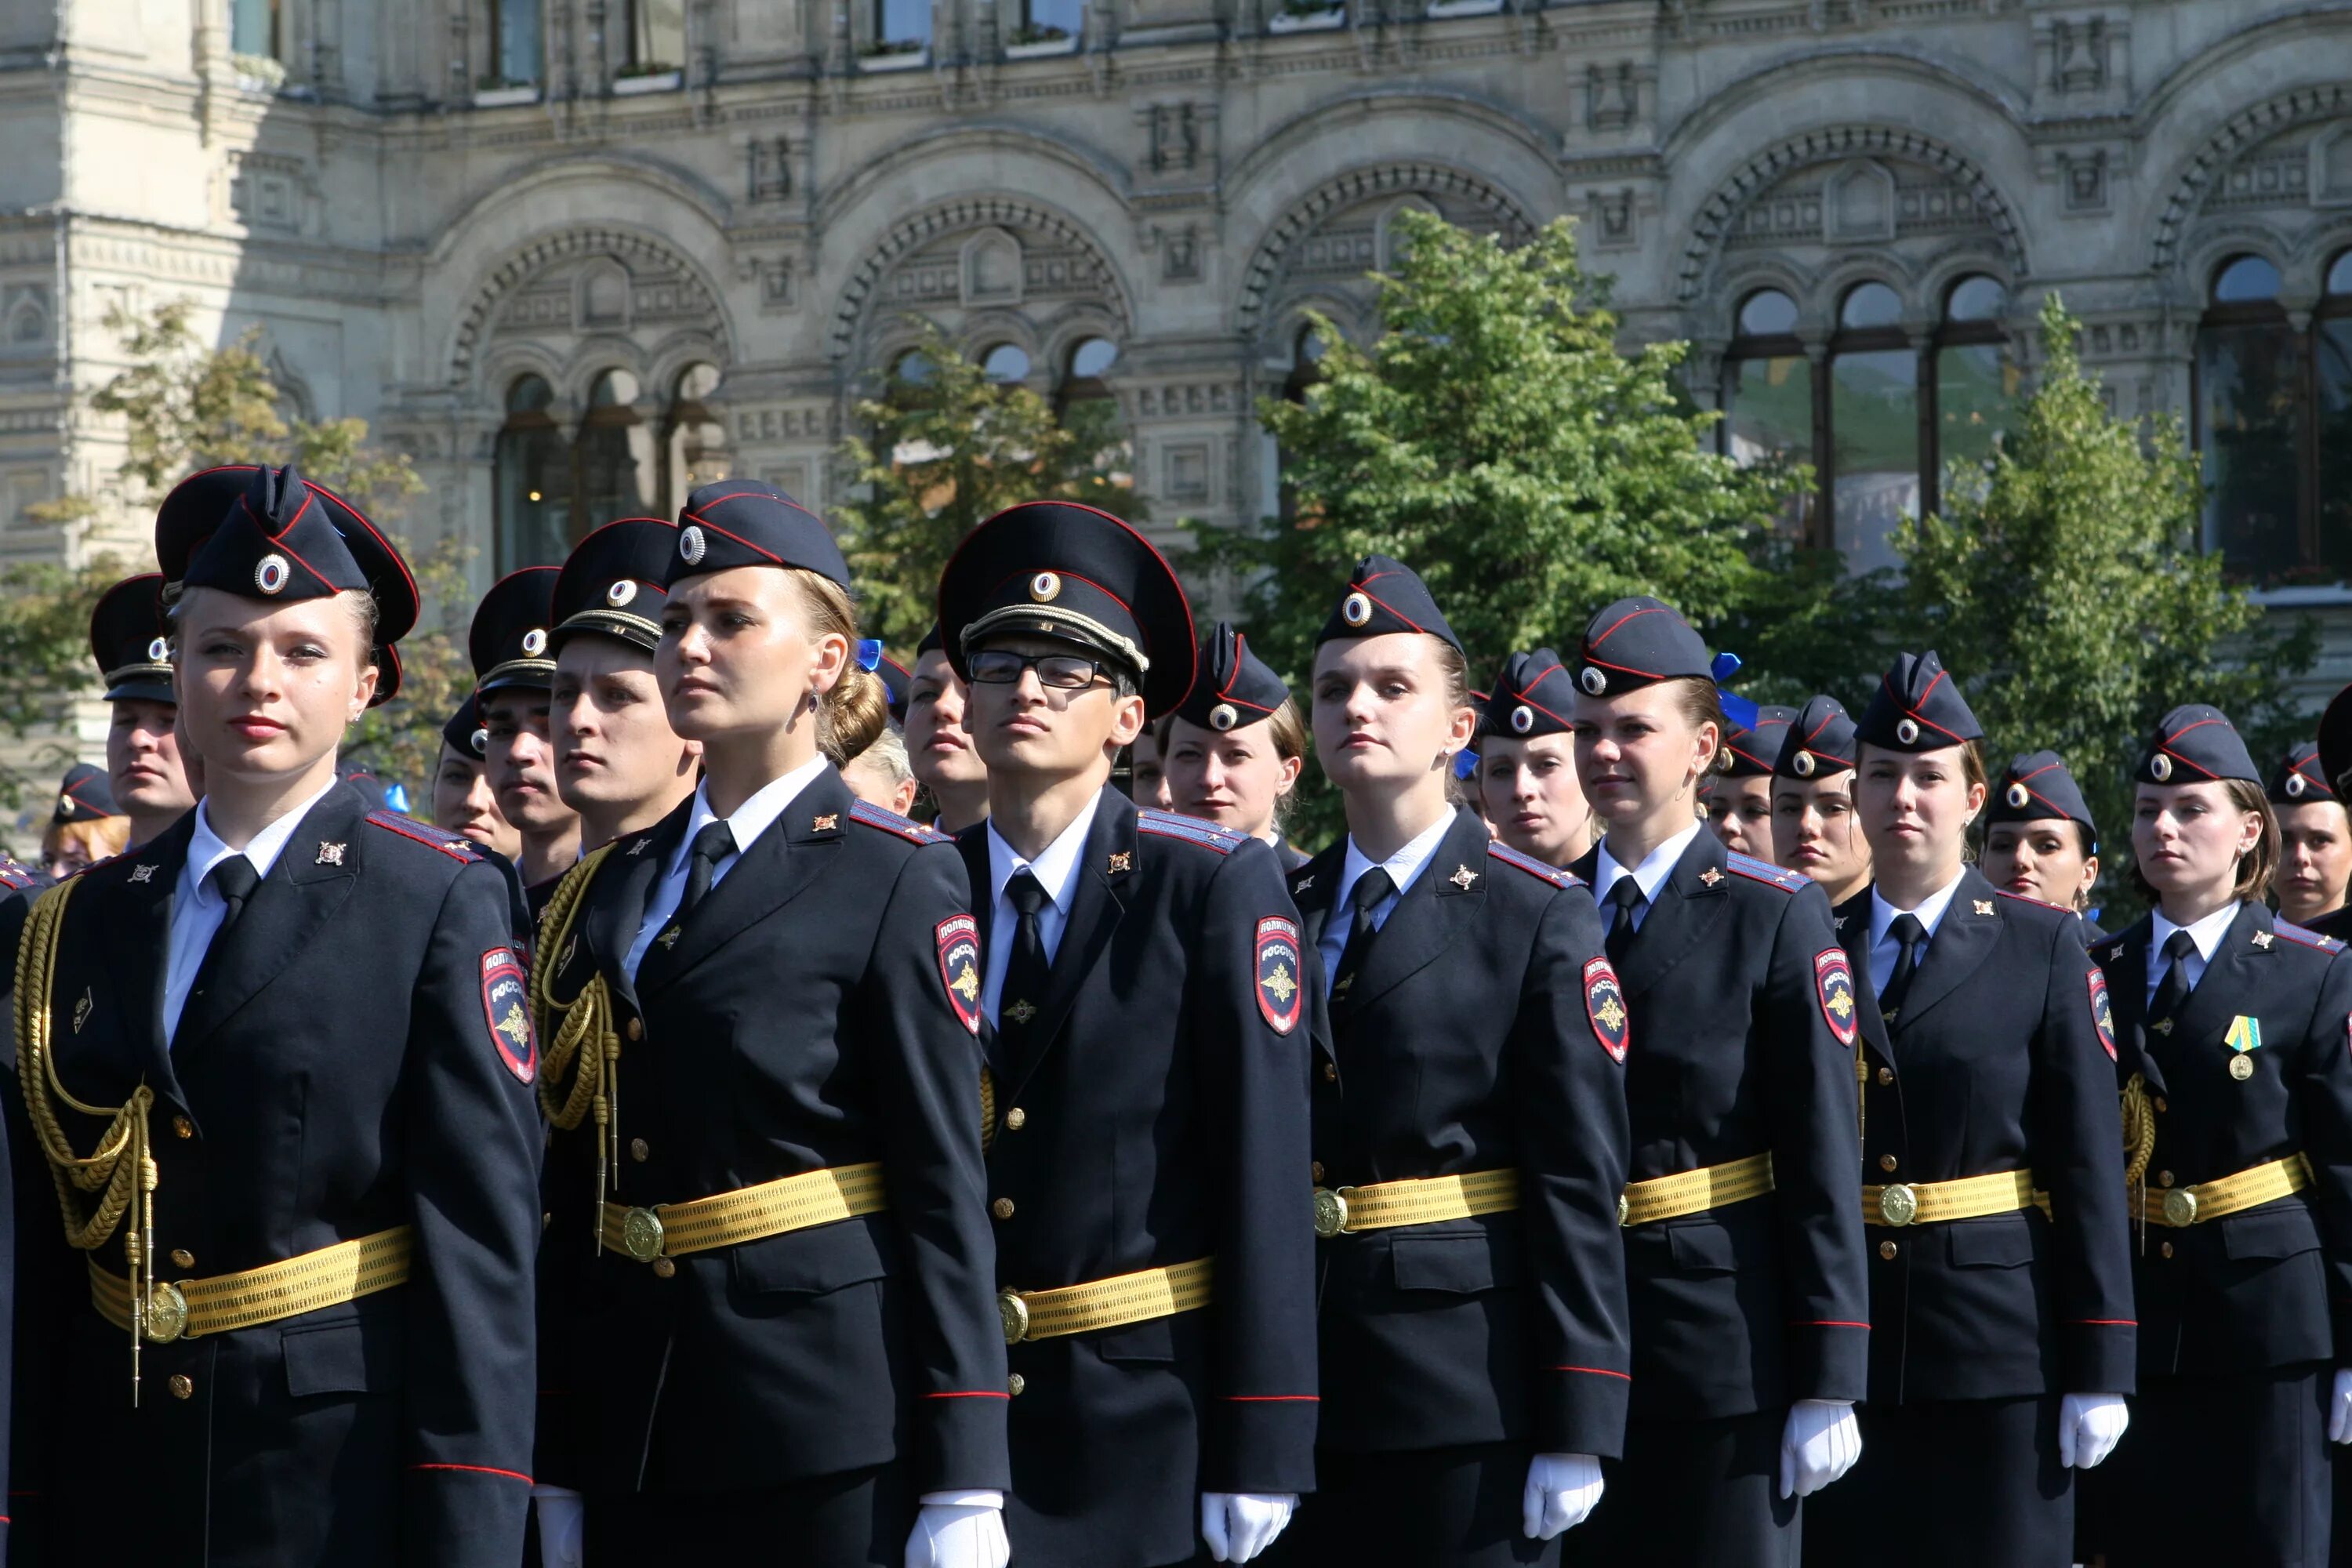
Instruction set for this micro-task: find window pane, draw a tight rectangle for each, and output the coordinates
[983,344,1031,382]
[1737,289,1798,338]
[630,0,684,66]
[230,0,275,56]
[2212,256,2281,305]
[578,419,649,535]
[495,0,541,82]
[1724,354,1813,536]
[495,425,571,571]
[1840,283,1903,331]
[2316,319,2352,577]
[1022,0,1083,37]
[1936,342,2015,477]
[878,0,931,44]
[2198,319,2304,575]
[892,350,935,386]
[1945,275,2008,324]
[1831,349,1918,572]
[506,374,554,414]
[1072,337,1120,379]
[2328,251,2352,299]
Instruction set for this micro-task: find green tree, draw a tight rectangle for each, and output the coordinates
[832,321,1142,651]
[1893,294,2318,898]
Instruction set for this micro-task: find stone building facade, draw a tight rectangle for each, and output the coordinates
[0,0,2348,681]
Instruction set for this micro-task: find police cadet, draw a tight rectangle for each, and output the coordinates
[1805,652,2133,1568]
[470,565,581,913]
[0,460,543,1564]
[1277,557,1629,1568]
[1160,622,1311,868]
[2085,706,2352,1568]
[1981,752,2105,938]
[42,763,129,880]
[1770,696,1872,909]
[1708,704,1798,863]
[1559,599,1866,1566]
[2265,742,2352,941]
[933,502,1316,1568]
[527,479,1009,1568]
[89,572,199,853]
[1473,651,1597,872]
[907,623,991,833]
[433,694,523,859]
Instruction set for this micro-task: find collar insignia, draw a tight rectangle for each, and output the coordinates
[2152,1018,2174,1035]
[1294,875,1315,892]
[2252,931,2274,949]
[659,927,681,949]
[1700,867,1723,887]
[316,840,347,866]
[627,838,651,856]
[1973,899,1994,916]
[1107,851,1132,873]
[812,813,839,832]
[1449,864,1479,891]
[129,863,157,884]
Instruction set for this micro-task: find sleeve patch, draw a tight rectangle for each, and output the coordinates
[1815,949,1859,1048]
[2088,969,2117,1062]
[481,948,535,1083]
[1256,916,1304,1034]
[936,915,983,1035]
[1584,956,1629,1062]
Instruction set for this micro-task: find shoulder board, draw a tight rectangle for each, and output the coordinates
[848,798,951,845]
[1137,808,1247,855]
[0,856,38,891]
[1996,888,2067,914]
[365,810,485,862]
[1726,852,1806,893]
[1485,840,1572,887]
[2270,919,2346,954]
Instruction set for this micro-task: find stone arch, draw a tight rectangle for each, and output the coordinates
[2149,83,2352,276]
[448,224,731,389]
[827,195,1131,362]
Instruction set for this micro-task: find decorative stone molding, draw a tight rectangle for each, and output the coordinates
[448,226,731,385]
[2150,84,2352,274]
[827,196,1131,359]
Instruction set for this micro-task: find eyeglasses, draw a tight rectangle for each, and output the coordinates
[967,649,1115,690]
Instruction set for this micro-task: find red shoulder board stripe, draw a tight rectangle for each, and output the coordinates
[1138,809,1243,855]
[849,799,951,845]
[1485,841,1570,887]
[1996,888,2067,913]
[1725,853,1805,893]
[365,811,481,862]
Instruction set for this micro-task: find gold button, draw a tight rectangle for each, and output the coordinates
[2161,1242,2175,1259]
[991,1197,1015,1221]
[543,1211,553,1231]
[652,1258,677,1279]
[2154,1097,2168,1114]
[1878,1153,1897,1173]
[2158,1171,2175,1189]
[169,1374,194,1399]
[1311,1161,1327,1183]
[1007,1374,1026,1396]
[1877,1068,1893,1086]
[626,1018,643,1042]
[1004,1107,1026,1132]
[169,1249,194,1270]
[172,1116,194,1139]
[1878,1240,1898,1260]
[630,1138,650,1163]
[1322,1062,1338,1083]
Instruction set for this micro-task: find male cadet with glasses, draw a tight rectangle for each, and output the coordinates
[89,572,199,853]
[935,501,1317,1568]
[471,566,582,916]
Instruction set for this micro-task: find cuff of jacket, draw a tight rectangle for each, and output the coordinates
[1784,1321,1871,1403]
[1537,1365,1631,1461]
[2063,1322,2139,1399]
[402,1463,533,1568]
[913,1388,1014,1495]
[1201,1395,1319,1495]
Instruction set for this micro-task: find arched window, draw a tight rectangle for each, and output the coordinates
[1719,289,1812,537]
[621,0,684,71]
[2322,252,2352,566]
[578,369,651,532]
[1828,281,1918,572]
[875,0,930,51]
[1265,327,1327,526]
[488,0,541,85]
[661,362,725,515]
[1016,0,1081,43]
[891,348,937,389]
[2197,254,2310,577]
[230,0,281,59]
[1928,275,2016,517]
[1062,337,1119,402]
[982,344,1032,383]
[494,376,569,572]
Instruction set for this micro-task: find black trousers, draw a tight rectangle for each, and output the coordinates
[1803,1395,2069,1568]
[2099,1364,2330,1568]
[1577,1408,1797,1567]
[587,1461,908,1566]
[1271,1442,1556,1568]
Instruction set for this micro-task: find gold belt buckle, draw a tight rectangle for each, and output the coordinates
[2163,1188,2198,1229]
[1617,1192,1632,1228]
[142,1281,190,1345]
[619,1207,666,1263]
[1312,1187,1350,1239]
[1878,1185,1919,1227]
[998,1289,1031,1345]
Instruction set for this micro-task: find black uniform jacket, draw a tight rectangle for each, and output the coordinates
[538,769,1010,1498]
[1291,808,1633,1460]
[1835,869,2136,1404]
[1566,832,1869,1420]
[2092,905,2352,1377]
[1,782,543,1568]
[0,856,37,1556]
[957,792,1317,1568]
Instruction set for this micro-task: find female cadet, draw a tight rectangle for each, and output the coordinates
[471,566,580,913]
[906,623,990,833]
[432,694,522,858]
[527,479,1009,1568]
[2267,742,2352,939]
[89,572,199,853]
[0,461,544,1563]
[2087,708,2352,1568]
[1805,652,2134,1568]
[1563,600,1868,1567]
[1769,697,1872,909]
[1160,622,1309,867]
[1279,557,1632,1568]
[41,764,130,879]
[1474,652,1597,871]
[1980,752,2104,938]
[1706,706,1796,862]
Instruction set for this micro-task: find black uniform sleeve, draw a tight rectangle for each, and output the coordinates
[398,856,546,1566]
[1514,882,1632,1457]
[1195,838,1319,1494]
[1762,881,1870,1402]
[2029,916,2136,1396]
[2296,948,2352,1359]
[868,840,1012,1494]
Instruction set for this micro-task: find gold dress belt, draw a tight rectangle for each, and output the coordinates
[2140,1152,2310,1229]
[1620,1152,1775,1228]
[1312,1168,1519,1239]
[90,1225,413,1344]
[601,1161,888,1264]
[998,1256,1214,1344]
[1863,1168,2041,1227]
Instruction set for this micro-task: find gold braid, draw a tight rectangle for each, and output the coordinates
[2121,1072,2157,1251]
[528,847,621,1246]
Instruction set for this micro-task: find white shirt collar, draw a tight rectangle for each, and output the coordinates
[1338,809,1457,908]
[985,789,1105,914]
[672,753,833,873]
[185,775,343,891]
[1869,868,1969,949]
[1594,819,1704,906]
[2151,900,2241,965]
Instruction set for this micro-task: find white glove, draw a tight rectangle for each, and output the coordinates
[1777,1399,1862,1498]
[1519,1452,1604,1540]
[2058,1392,2130,1469]
[532,1484,584,1568]
[1200,1492,1298,1563]
[905,1492,1010,1568]
[2330,1370,2352,1445]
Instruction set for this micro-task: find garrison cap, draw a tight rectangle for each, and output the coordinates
[1175,623,1292,735]
[2136,704,2257,786]
[937,500,1197,717]
[469,567,561,695]
[1856,650,1982,753]
[53,762,116,824]
[441,693,488,760]
[156,462,418,706]
[89,572,176,705]
[1776,695,1858,780]
[552,518,675,654]
[671,478,851,590]
[1571,597,1711,698]
[1990,750,2100,844]
[1479,650,1577,740]
[1316,556,1462,656]
[2270,742,2337,806]
[1720,704,1798,778]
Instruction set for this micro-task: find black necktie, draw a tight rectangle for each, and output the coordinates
[187,856,260,1011]
[677,821,736,922]
[1330,869,1395,1011]
[1000,870,1051,1032]
[1606,877,1646,964]
[1879,913,1927,1022]
[2149,929,2198,1033]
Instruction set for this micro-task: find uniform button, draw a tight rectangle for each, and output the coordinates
[992,1197,1016,1221]
[1878,1240,1898,1261]
[169,1249,194,1270]
[1322,1062,1338,1083]
[652,1258,677,1279]
[169,1374,194,1399]
[2154,1097,2168,1114]
[626,1018,643,1042]
[1007,1374,1026,1397]
[543,1211,554,1231]
[1878,1154,1897,1173]
[1876,1068,1893,1086]
[1311,1162,1327,1183]
[1004,1107,1026,1132]
[172,1116,194,1139]
[2160,1242,2175,1259]
[2158,1171,2175,1189]
[630,1138,650,1163]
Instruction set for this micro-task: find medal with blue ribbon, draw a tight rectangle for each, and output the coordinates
[2225,1014,2261,1080]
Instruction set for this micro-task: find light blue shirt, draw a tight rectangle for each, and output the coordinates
[1866,871,1967,996]
[2146,900,2239,1008]
[1592,820,1704,935]
[980,790,1104,1025]
[1317,811,1455,999]
[626,754,832,982]
[163,778,341,1044]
